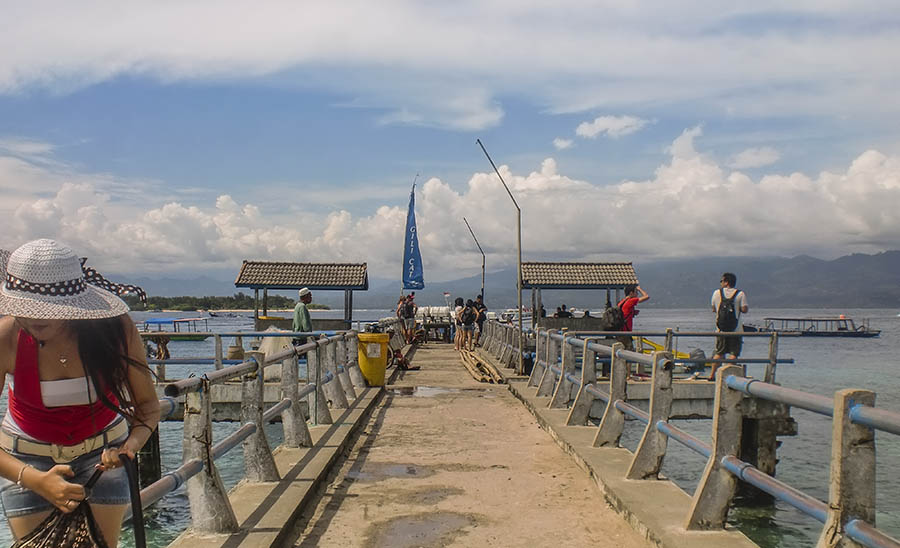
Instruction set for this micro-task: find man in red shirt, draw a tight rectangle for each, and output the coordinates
[617,284,649,348]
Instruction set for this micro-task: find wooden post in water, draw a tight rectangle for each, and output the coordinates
[135,427,162,488]
[765,333,779,383]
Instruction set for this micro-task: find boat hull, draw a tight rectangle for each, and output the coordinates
[742,324,880,338]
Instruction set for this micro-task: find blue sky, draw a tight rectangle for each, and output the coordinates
[2,2,900,282]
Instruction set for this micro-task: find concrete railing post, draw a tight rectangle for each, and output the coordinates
[528,331,547,387]
[242,352,280,482]
[307,344,334,425]
[684,365,743,529]
[182,379,239,533]
[550,337,577,408]
[536,334,560,397]
[322,338,350,409]
[346,333,366,387]
[567,338,602,426]
[281,352,313,447]
[334,336,358,402]
[594,343,627,447]
[626,351,674,480]
[816,389,876,548]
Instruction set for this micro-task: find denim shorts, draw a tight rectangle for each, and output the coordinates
[0,433,129,518]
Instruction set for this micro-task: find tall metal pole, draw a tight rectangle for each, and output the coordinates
[463,217,485,299]
[476,139,524,375]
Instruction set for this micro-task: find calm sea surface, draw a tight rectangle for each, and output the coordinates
[1,307,899,547]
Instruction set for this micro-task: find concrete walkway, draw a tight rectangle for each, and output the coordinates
[288,342,651,548]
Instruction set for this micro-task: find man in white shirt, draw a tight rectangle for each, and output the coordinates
[709,272,748,381]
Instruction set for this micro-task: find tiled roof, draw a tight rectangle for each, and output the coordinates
[521,262,638,288]
[234,261,368,290]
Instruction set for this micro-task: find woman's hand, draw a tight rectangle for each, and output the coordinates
[32,465,85,513]
[100,445,135,471]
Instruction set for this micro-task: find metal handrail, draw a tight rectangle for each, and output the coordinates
[140,371,335,509]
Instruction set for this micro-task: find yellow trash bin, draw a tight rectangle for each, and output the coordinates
[357,332,390,386]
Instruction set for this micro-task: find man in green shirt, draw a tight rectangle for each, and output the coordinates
[293,287,313,333]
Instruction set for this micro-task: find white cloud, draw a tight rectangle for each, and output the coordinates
[730,146,781,169]
[553,138,573,150]
[0,3,899,130]
[576,115,649,139]
[3,129,900,279]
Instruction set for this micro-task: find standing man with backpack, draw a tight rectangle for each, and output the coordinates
[709,272,749,381]
[617,284,649,350]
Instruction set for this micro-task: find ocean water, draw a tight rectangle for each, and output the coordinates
[1,307,898,547]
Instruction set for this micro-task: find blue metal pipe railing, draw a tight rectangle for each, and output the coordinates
[846,519,900,548]
[140,373,330,510]
[725,376,834,416]
[614,399,649,422]
[655,421,711,458]
[721,455,828,523]
[850,404,900,437]
[584,384,609,403]
[164,340,321,397]
[149,358,246,365]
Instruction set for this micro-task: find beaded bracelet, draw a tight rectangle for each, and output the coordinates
[16,464,32,487]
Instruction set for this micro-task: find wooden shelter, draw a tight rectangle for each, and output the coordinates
[521,261,638,326]
[234,261,368,329]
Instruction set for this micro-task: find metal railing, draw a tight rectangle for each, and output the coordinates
[133,327,375,535]
[486,325,900,548]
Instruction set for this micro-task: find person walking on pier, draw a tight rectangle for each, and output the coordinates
[473,294,487,347]
[0,239,160,548]
[399,294,417,344]
[292,287,313,335]
[460,299,477,351]
[453,297,465,351]
[709,272,748,381]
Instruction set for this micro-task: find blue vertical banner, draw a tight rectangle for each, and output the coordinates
[402,184,425,290]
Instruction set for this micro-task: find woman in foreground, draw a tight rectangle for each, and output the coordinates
[0,239,160,547]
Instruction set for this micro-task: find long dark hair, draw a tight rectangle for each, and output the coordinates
[70,316,150,423]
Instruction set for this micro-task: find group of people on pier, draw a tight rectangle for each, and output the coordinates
[453,294,487,351]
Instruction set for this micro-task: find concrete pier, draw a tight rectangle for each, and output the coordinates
[166,340,759,547]
[289,342,651,547]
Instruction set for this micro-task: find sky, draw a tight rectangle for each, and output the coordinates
[2,1,900,283]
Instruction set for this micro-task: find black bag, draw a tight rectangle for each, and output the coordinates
[460,306,476,325]
[12,455,146,548]
[599,304,625,331]
[716,288,741,331]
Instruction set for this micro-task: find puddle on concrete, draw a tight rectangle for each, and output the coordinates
[345,462,436,482]
[363,511,477,548]
[404,486,465,505]
[388,386,487,397]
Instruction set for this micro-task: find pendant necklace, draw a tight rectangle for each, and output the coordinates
[38,341,69,367]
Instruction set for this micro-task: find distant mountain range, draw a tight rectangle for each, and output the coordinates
[117,250,900,309]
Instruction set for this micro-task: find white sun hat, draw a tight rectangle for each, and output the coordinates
[298,287,311,298]
[0,239,129,320]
